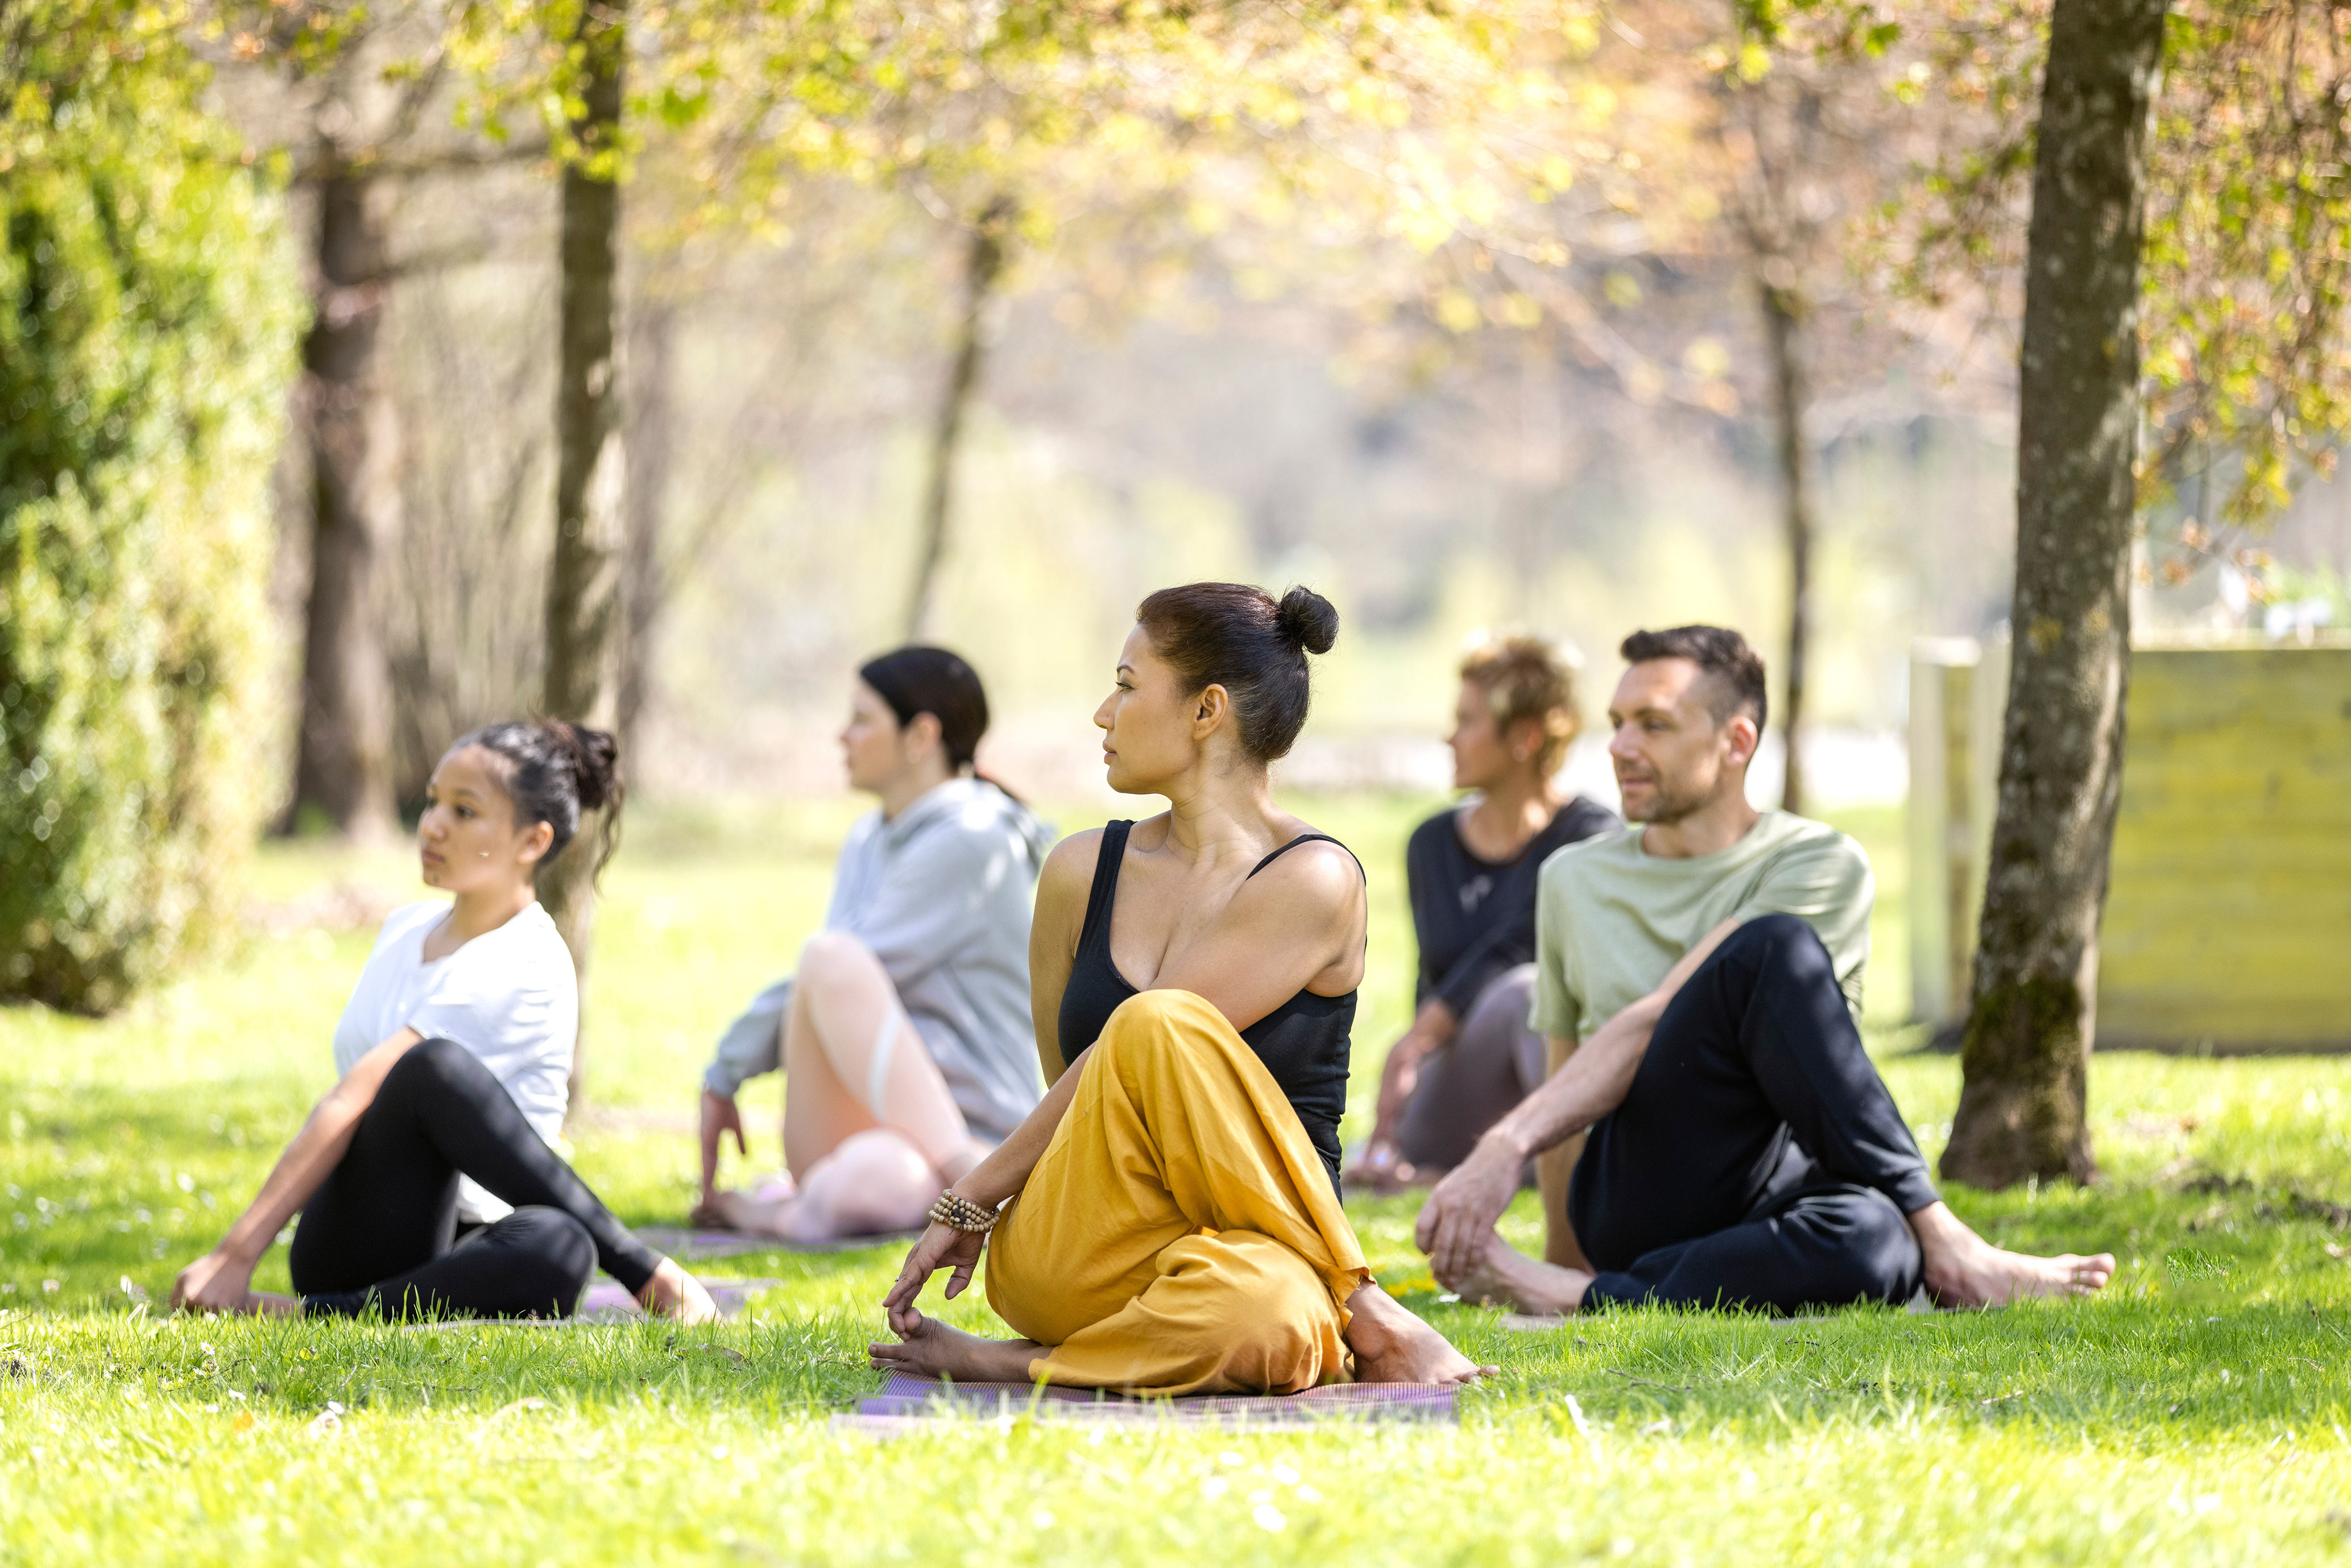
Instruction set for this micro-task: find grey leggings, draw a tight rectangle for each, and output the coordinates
[1394,965,1545,1172]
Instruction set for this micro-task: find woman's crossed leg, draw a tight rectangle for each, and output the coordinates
[873,990,1492,1394]
[697,932,989,1244]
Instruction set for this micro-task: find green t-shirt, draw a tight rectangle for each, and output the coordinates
[1529,810,1873,1044]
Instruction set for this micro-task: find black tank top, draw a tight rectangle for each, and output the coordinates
[1056,820,1360,1195]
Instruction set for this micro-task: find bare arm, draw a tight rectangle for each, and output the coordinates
[1354,998,1459,1174]
[1416,918,1741,1284]
[1027,831,1097,1087]
[171,1028,423,1313]
[883,828,1364,1329]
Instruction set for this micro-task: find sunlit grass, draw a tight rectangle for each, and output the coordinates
[5,797,2350,1564]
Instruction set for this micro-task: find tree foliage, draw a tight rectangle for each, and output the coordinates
[0,0,304,1011]
[1889,0,2351,570]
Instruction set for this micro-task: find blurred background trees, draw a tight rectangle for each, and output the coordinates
[1,0,303,1011]
[10,0,2351,1183]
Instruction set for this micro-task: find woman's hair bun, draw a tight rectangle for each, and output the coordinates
[1274,586,1339,656]
[448,717,626,882]
[552,721,622,813]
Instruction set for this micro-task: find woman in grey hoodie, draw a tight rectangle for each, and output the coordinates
[693,648,1055,1243]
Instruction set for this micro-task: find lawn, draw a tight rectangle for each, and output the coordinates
[3,795,2349,1565]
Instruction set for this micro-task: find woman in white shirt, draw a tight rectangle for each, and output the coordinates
[171,721,716,1322]
[693,647,1052,1244]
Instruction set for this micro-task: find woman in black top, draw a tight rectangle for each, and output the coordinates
[872,584,1492,1395]
[1348,634,1617,1214]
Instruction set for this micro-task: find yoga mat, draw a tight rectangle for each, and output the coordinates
[632,1225,924,1260]
[834,1371,1458,1433]
[396,1276,786,1330]
[577,1277,786,1321]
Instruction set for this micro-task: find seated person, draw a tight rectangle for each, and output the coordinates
[872,584,1493,1393]
[694,647,1053,1244]
[1415,626,2116,1315]
[1349,631,1617,1226]
[172,722,716,1322]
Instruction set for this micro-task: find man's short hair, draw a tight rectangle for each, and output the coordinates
[1619,625,1768,731]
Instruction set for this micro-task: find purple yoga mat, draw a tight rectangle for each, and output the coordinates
[837,1371,1458,1432]
[573,1277,784,1321]
[631,1226,922,1260]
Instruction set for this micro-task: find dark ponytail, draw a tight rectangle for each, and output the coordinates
[449,718,626,880]
[1134,582,1338,762]
[858,645,997,783]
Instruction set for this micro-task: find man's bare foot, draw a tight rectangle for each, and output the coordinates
[1912,1201,2115,1308]
[1447,1231,1591,1317]
[1344,1283,1498,1385]
[247,1291,303,1318]
[869,1309,1044,1382]
[637,1258,723,1323]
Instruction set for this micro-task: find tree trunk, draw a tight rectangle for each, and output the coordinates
[905,196,1015,642]
[540,0,628,1110]
[1758,271,1813,818]
[616,297,674,763]
[287,163,399,841]
[1943,0,2167,1190]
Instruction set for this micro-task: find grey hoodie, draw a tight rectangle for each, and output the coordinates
[702,778,1057,1141]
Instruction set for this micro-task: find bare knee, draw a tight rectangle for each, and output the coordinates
[797,931,893,1011]
[798,1128,937,1236]
[800,930,879,982]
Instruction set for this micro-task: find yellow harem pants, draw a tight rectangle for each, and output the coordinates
[983,989,1372,1396]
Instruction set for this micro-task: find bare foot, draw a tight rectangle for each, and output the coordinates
[1344,1284,1497,1385]
[636,1258,723,1324]
[1913,1201,2115,1308]
[1447,1231,1592,1317]
[690,1184,808,1242]
[247,1291,303,1318]
[1342,1141,1435,1197]
[869,1308,1044,1382]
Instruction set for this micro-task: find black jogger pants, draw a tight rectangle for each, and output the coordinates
[1568,913,1939,1313]
[288,1038,664,1319]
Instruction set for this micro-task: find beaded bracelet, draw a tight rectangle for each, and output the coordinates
[926,1191,1001,1234]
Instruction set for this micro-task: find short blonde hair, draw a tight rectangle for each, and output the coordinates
[1459,631,1582,775]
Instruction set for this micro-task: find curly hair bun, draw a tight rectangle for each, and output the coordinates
[1274,586,1339,656]
[552,721,623,813]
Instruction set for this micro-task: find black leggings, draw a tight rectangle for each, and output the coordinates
[288,1038,665,1319]
[1570,914,1940,1313]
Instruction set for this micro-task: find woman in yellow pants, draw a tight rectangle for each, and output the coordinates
[874,584,1493,1393]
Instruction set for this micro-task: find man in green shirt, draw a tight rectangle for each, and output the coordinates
[1415,626,2114,1313]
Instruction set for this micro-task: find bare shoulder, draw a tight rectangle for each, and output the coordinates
[1248,825,1366,916]
[1036,828,1108,915]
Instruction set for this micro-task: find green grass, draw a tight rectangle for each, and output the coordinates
[5,796,2350,1565]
